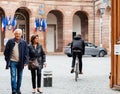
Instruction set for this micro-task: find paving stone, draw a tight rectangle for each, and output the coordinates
[0,55,120,94]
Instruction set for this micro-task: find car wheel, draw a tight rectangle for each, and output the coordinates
[67,54,72,57]
[99,51,105,57]
[91,55,96,57]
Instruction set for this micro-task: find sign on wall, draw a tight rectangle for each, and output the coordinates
[114,44,120,55]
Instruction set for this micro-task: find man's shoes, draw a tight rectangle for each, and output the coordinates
[12,92,17,94]
[70,69,74,73]
[17,91,21,94]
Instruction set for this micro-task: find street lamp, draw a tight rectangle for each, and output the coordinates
[100,8,105,47]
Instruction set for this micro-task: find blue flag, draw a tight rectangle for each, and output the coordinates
[42,19,47,32]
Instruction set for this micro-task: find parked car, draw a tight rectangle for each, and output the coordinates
[64,41,107,57]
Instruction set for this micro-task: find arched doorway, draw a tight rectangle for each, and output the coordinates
[0,7,5,52]
[47,10,63,53]
[15,8,30,42]
[73,11,88,41]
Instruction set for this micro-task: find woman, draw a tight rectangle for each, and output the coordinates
[28,34,46,93]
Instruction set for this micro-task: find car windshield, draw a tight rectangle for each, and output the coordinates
[85,42,96,47]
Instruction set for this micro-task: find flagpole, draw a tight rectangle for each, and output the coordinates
[93,0,95,43]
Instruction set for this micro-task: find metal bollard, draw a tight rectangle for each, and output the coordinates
[43,71,52,87]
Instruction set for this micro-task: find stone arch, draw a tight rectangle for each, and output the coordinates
[0,7,5,52]
[15,7,31,42]
[73,11,88,41]
[46,10,64,53]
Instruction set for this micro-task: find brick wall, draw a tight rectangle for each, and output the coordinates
[0,0,111,54]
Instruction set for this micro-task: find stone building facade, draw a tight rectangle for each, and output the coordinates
[0,0,111,54]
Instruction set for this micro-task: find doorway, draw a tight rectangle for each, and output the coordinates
[47,10,63,53]
[15,8,30,42]
[46,25,56,52]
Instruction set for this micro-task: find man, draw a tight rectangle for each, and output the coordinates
[4,28,28,94]
[71,34,85,74]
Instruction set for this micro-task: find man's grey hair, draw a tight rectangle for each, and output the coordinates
[14,28,22,34]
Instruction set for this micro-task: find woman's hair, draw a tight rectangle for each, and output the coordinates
[31,34,39,44]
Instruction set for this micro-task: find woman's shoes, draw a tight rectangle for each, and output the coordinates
[37,89,43,93]
[32,89,36,93]
[32,88,43,93]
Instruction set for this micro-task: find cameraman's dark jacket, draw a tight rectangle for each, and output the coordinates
[28,43,46,68]
[71,36,85,55]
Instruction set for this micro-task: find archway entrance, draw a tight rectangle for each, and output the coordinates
[73,11,88,41]
[47,10,63,53]
[15,8,30,42]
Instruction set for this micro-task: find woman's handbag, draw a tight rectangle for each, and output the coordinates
[28,59,39,70]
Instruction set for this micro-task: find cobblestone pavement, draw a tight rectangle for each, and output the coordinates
[0,55,120,94]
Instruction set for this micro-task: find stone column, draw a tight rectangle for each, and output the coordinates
[63,10,73,48]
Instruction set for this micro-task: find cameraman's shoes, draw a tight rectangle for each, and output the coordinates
[70,69,74,73]
[79,72,83,74]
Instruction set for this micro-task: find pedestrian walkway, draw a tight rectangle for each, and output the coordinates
[0,55,120,94]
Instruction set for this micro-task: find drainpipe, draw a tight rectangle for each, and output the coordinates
[93,0,95,43]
